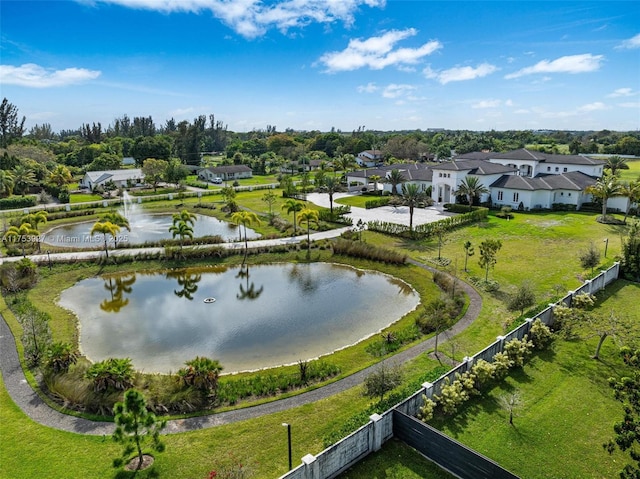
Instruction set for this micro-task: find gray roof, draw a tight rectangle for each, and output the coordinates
[204,165,252,173]
[490,148,605,166]
[84,169,143,183]
[490,171,597,191]
[435,159,517,175]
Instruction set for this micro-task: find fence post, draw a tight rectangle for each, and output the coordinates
[524,317,533,334]
[496,335,506,353]
[369,413,384,452]
[585,278,593,295]
[422,381,434,400]
[462,356,473,372]
[301,453,319,479]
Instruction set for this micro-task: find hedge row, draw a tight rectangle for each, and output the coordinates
[0,196,37,210]
[365,197,391,209]
[367,208,488,239]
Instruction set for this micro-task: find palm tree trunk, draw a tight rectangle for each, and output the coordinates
[593,333,607,359]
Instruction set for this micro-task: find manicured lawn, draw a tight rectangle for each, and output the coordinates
[2,192,638,478]
[335,194,380,208]
[69,193,103,203]
[340,280,639,479]
[618,158,640,182]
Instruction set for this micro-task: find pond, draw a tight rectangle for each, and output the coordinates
[42,213,259,247]
[58,263,420,373]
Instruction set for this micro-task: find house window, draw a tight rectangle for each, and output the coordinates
[568,193,572,196]
[498,191,503,201]
[439,173,442,177]
[555,167,559,172]
[563,167,568,172]
[560,192,564,196]
[547,167,551,172]
[513,192,519,202]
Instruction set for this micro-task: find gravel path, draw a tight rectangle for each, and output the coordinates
[0,193,482,435]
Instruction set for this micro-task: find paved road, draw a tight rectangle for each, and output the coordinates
[0,194,480,435]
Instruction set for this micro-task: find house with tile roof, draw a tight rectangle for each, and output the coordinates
[346,149,630,212]
[197,165,253,182]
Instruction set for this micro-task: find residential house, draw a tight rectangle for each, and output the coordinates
[79,169,144,191]
[356,150,384,167]
[198,165,253,182]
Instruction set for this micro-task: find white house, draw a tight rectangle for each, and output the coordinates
[356,150,384,167]
[80,169,144,190]
[198,165,253,182]
[345,149,625,212]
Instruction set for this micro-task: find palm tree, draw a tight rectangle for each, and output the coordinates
[401,183,425,234]
[586,173,624,218]
[169,219,194,250]
[3,222,38,256]
[48,164,73,187]
[230,210,261,262]
[386,169,406,195]
[172,209,197,228]
[0,169,14,197]
[621,178,640,223]
[11,164,36,195]
[454,176,489,211]
[298,208,319,257]
[322,176,340,215]
[100,212,130,247]
[90,220,121,258]
[604,156,629,176]
[335,154,356,178]
[21,211,47,251]
[369,174,381,195]
[282,199,303,233]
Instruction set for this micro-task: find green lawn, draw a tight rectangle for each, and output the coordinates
[335,194,379,208]
[341,280,639,479]
[618,158,640,182]
[1,193,638,478]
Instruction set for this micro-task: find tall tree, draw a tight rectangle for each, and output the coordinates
[3,222,38,256]
[230,210,261,262]
[11,163,36,196]
[621,178,640,224]
[478,239,502,282]
[386,169,406,195]
[401,183,425,234]
[455,176,489,211]
[463,240,474,272]
[604,155,629,176]
[169,218,194,250]
[282,199,303,233]
[604,346,640,478]
[48,165,73,187]
[0,98,26,147]
[322,176,340,215]
[90,221,121,258]
[141,158,168,192]
[0,169,14,197]
[298,208,319,257]
[587,172,624,218]
[112,389,166,471]
[261,190,278,217]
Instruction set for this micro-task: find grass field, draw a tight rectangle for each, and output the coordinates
[341,280,639,479]
[1,190,638,478]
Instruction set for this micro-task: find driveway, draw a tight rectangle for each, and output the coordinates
[306,192,456,227]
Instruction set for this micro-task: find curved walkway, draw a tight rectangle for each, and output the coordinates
[0,194,482,435]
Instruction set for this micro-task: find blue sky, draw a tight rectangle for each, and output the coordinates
[1,1,639,133]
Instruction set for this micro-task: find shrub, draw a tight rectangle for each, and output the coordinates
[85,358,135,392]
[332,238,407,264]
[45,342,78,373]
[436,376,469,415]
[471,359,496,390]
[177,356,223,392]
[0,195,37,210]
[419,396,437,422]
[365,197,391,209]
[529,319,553,350]
[503,337,534,368]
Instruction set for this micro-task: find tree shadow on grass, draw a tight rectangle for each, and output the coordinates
[114,466,160,479]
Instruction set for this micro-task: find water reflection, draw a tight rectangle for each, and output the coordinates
[236,264,264,301]
[167,270,203,301]
[59,263,420,373]
[100,274,136,313]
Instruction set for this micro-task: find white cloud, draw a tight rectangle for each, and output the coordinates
[0,63,101,88]
[382,83,416,99]
[472,99,501,109]
[616,33,640,49]
[424,63,497,84]
[607,87,637,98]
[619,102,640,108]
[169,107,196,116]
[578,102,606,112]
[357,82,378,93]
[504,53,603,79]
[319,29,442,72]
[89,0,385,38]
